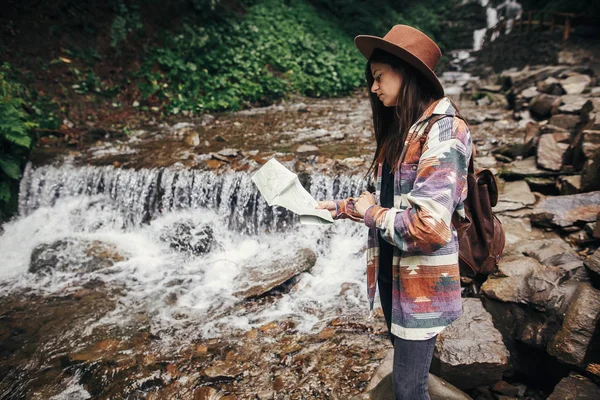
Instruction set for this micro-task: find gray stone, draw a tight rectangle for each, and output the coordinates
[584,250,600,275]
[296,144,319,157]
[481,255,568,312]
[217,148,239,157]
[537,77,565,96]
[499,157,559,180]
[560,74,592,95]
[232,248,316,299]
[558,95,593,115]
[520,86,539,99]
[547,373,600,400]
[548,113,584,132]
[529,94,561,119]
[160,222,217,256]
[493,180,536,213]
[502,66,568,92]
[582,130,600,160]
[530,191,600,228]
[29,238,126,275]
[519,239,584,275]
[536,132,570,171]
[547,283,600,367]
[355,372,473,400]
[431,298,509,390]
[558,175,582,195]
[581,156,600,192]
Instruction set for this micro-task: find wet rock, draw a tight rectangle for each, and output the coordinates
[499,157,559,179]
[233,248,317,299]
[547,373,600,400]
[536,131,570,171]
[205,159,224,169]
[585,249,600,277]
[481,255,568,312]
[581,155,600,192]
[548,113,584,132]
[296,144,319,157]
[193,387,221,400]
[501,66,567,92]
[558,95,593,115]
[431,298,509,390]
[169,122,195,136]
[218,148,239,157]
[493,180,536,213]
[203,360,243,381]
[183,133,200,147]
[29,238,125,275]
[518,239,584,275]
[530,191,600,228]
[491,380,521,397]
[558,175,581,195]
[520,86,539,100]
[547,282,600,367]
[160,222,216,256]
[361,368,472,400]
[560,74,592,95]
[537,77,565,96]
[582,130,600,160]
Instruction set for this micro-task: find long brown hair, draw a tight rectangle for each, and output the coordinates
[363,48,442,181]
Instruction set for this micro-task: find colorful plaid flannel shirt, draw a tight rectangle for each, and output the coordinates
[334,97,472,340]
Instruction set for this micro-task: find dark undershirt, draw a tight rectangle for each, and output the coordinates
[378,160,395,281]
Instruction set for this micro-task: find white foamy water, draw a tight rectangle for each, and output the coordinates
[0,162,373,346]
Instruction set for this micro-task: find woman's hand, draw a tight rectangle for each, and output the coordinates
[315,200,337,218]
[355,191,375,217]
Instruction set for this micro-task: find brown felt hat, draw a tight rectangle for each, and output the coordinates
[354,25,445,97]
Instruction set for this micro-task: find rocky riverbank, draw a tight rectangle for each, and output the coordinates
[2,45,600,399]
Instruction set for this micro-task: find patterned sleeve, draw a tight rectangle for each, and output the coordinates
[333,198,364,222]
[363,117,472,253]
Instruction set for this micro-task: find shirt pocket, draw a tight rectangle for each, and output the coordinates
[399,162,419,195]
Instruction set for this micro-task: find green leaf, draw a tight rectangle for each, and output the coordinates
[1,130,31,148]
[0,181,10,203]
[0,155,21,180]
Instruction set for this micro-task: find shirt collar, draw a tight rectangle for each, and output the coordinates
[413,96,457,127]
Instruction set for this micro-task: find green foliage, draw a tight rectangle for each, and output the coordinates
[110,0,143,52]
[0,63,36,222]
[136,0,364,114]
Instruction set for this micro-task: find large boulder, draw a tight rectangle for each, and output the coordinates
[548,113,586,132]
[536,131,570,171]
[29,238,126,275]
[232,248,317,299]
[547,373,600,399]
[492,180,536,213]
[362,349,473,400]
[431,298,510,390]
[481,255,569,312]
[529,94,561,119]
[160,221,217,256]
[547,282,600,367]
[530,191,600,228]
[516,239,585,277]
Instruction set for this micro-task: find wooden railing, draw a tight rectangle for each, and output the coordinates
[480,10,581,50]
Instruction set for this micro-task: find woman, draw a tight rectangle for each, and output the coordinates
[316,25,472,399]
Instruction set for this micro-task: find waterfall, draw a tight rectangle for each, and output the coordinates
[473,0,522,51]
[2,161,372,343]
[18,162,368,235]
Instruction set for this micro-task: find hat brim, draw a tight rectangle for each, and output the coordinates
[354,35,445,98]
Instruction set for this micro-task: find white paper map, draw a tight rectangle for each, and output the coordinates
[251,158,334,225]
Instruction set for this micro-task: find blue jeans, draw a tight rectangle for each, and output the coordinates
[378,265,437,399]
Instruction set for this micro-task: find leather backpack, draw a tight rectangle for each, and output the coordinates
[420,113,506,277]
